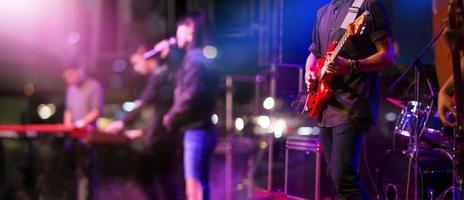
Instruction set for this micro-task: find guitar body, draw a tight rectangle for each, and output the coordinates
[302,11,369,119]
[306,42,336,118]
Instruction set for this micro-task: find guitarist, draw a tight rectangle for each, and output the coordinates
[305,0,393,199]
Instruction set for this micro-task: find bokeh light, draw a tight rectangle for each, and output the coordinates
[122,101,136,112]
[263,97,275,110]
[203,45,218,59]
[235,117,245,131]
[273,118,287,138]
[37,104,56,120]
[211,114,219,125]
[254,115,270,129]
[297,127,313,136]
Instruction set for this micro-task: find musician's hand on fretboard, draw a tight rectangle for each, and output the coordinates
[326,56,351,75]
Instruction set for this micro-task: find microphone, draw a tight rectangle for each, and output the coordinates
[142,37,177,60]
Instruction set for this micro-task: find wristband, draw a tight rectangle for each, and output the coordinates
[350,59,360,74]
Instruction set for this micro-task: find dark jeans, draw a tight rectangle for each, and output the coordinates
[319,123,370,200]
[184,128,218,200]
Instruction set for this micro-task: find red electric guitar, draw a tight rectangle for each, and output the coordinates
[305,11,369,118]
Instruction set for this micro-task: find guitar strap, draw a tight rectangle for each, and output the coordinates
[340,0,365,29]
[340,0,372,99]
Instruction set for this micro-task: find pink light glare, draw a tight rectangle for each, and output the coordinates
[0,0,82,59]
[0,0,66,36]
[0,1,45,23]
[67,32,81,44]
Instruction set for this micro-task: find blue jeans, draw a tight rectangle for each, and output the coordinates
[319,124,370,200]
[184,128,218,200]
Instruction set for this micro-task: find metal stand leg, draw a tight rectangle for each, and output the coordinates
[315,146,321,200]
[225,76,233,200]
[452,127,463,200]
[284,147,288,194]
[267,135,273,191]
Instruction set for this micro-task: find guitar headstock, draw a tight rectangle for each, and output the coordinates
[347,11,369,36]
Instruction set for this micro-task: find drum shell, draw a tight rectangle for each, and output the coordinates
[393,101,451,149]
[376,149,453,200]
[394,101,430,138]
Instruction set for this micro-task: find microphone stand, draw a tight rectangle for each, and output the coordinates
[388,23,445,93]
[388,23,446,199]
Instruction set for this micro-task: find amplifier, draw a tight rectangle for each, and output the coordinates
[284,136,326,200]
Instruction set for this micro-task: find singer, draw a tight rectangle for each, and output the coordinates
[163,12,219,200]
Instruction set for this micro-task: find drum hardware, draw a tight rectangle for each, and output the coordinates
[385,21,464,199]
[438,184,464,200]
[376,148,458,199]
[385,183,398,200]
[393,101,451,151]
[385,97,462,199]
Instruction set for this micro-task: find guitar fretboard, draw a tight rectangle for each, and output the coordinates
[318,32,350,81]
[317,11,369,80]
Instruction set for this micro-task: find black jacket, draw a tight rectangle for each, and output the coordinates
[164,48,219,132]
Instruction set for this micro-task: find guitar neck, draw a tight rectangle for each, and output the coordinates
[319,32,350,80]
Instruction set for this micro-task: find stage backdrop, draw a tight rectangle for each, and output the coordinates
[281,0,326,64]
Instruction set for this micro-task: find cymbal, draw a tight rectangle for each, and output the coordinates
[386,97,406,109]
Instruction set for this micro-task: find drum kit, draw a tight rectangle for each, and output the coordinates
[377,14,464,198]
[377,98,463,200]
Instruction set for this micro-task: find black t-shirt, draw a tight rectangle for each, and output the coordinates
[308,0,390,128]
